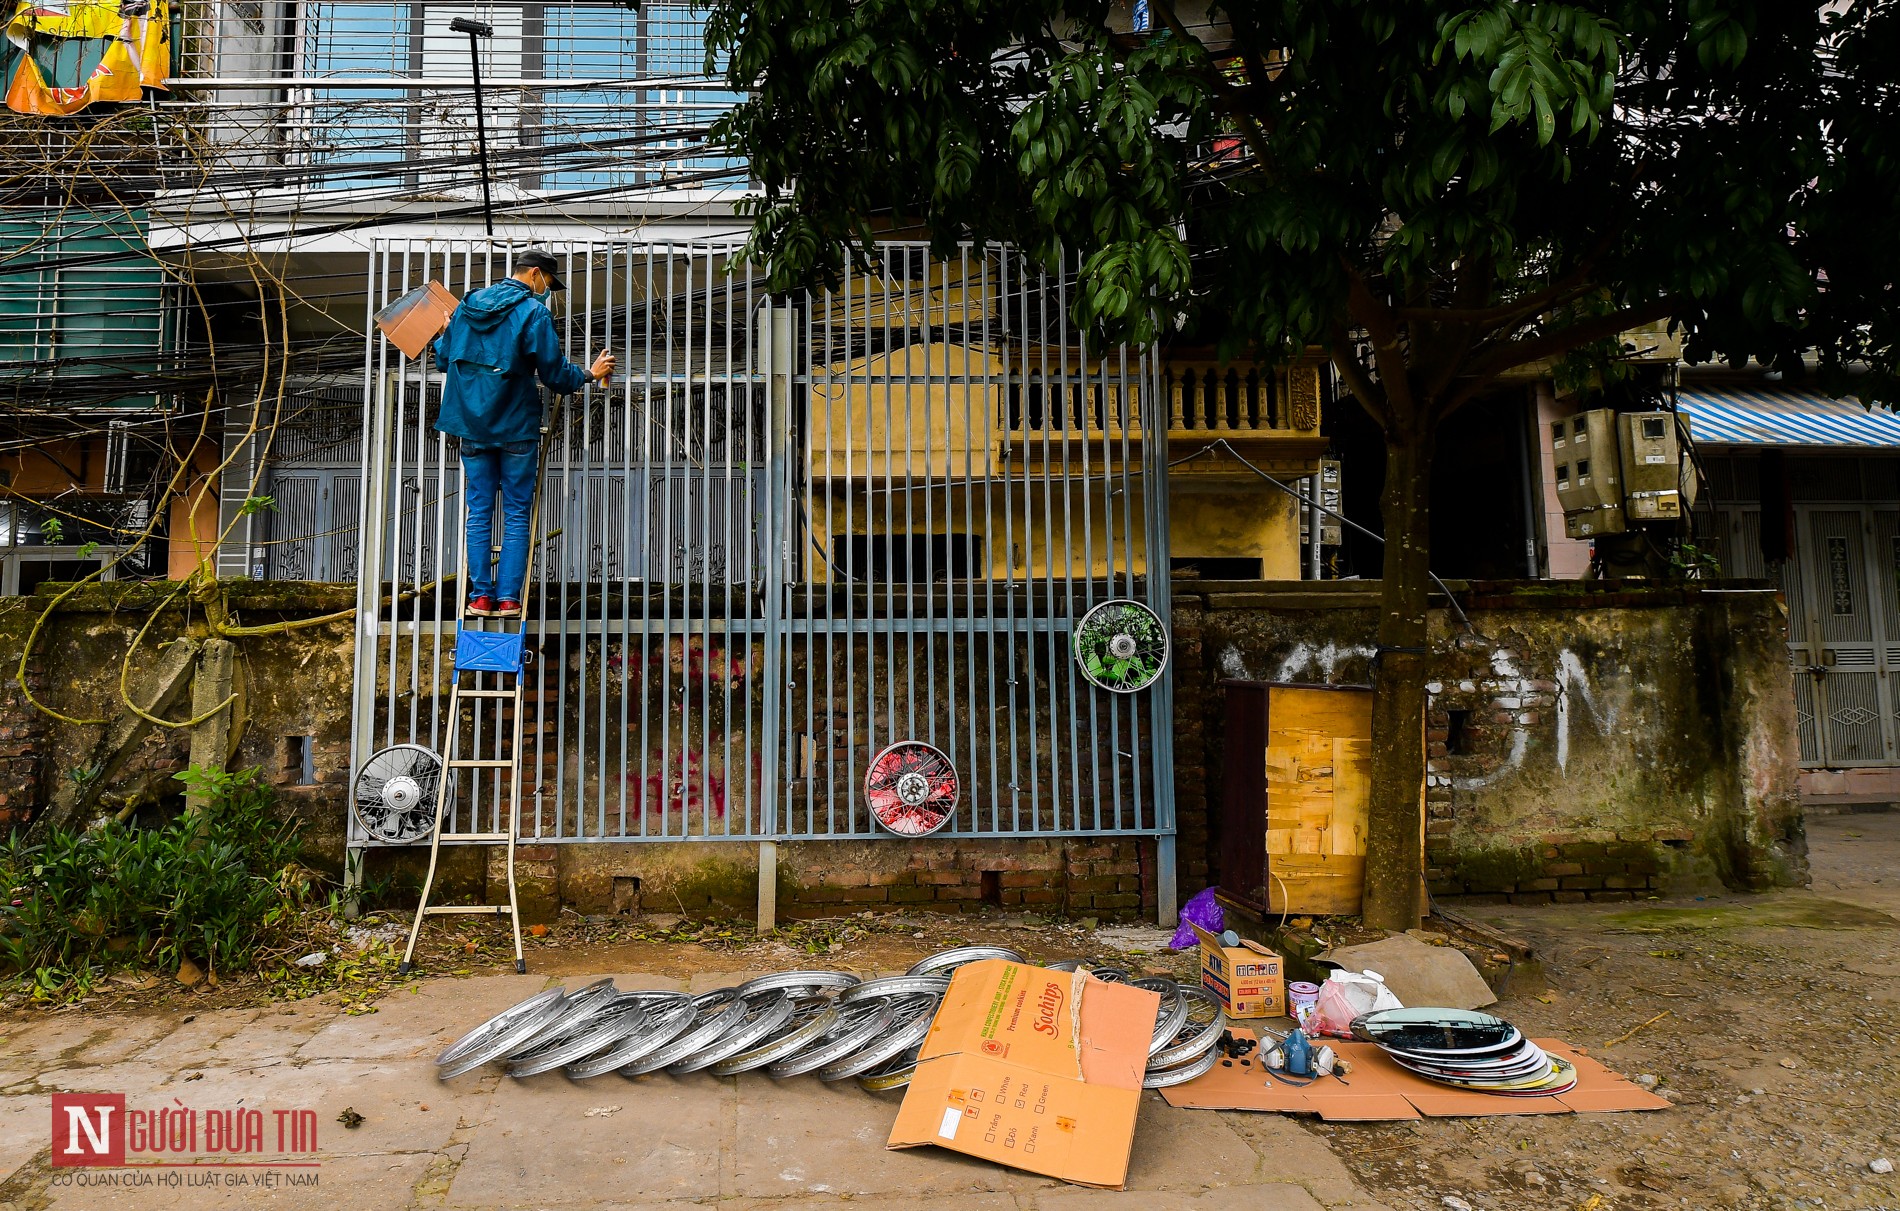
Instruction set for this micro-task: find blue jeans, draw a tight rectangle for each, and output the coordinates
[462,440,539,601]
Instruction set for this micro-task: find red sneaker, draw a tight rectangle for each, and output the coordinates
[495,599,523,618]
[467,595,496,617]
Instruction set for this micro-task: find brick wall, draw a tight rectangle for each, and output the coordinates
[542,836,1160,923]
[780,838,1155,917]
[0,669,46,831]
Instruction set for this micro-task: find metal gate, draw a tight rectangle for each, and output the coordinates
[348,239,1175,907]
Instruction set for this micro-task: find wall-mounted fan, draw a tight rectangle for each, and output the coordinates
[1073,599,1169,692]
[352,743,444,843]
[864,741,958,836]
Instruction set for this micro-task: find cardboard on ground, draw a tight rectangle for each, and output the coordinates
[375,280,459,359]
[1159,1027,1670,1120]
[888,959,1160,1189]
[1189,919,1286,1018]
[1320,933,1497,1010]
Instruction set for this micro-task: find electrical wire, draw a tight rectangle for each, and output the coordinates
[1169,438,1476,633]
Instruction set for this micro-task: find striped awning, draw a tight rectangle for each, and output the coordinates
[1676,387,1900,447]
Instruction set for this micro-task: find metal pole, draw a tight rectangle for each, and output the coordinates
[1307,474,1322,579]
[468,32,494,237]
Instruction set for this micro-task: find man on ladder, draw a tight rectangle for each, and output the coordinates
[432,247,615,616]
[395,249,612,975]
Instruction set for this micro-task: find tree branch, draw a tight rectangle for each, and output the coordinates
[1445,298,1683,415]
[1341,258,1417,417]
[1149,0,1275,164]
[1329,327,1391,429]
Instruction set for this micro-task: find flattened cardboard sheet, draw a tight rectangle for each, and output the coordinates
[1159,1029,1669,1121]
[375,280,459,360]
[889,960,1160,1189]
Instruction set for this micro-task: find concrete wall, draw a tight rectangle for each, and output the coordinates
[0,584,357,846]
[0,577,1805,920]
[1169,580,1808,903]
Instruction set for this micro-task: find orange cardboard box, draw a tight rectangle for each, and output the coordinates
[375,280,459,360]
[888,959,1160,1189]
[1189,920,1285,1018]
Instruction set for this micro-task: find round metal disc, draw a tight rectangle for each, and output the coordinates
[1142,1042,1221,1089]
[1141,981,1190,1057]
[857,1045,923,1093]
[1148,986,1226,1069]
[353,743,445,844]
[815,995,939,1081]
[437,989,573,1079]
[668,990,795,1074]
[507,993,649,1077]
[565,995,697,1079]
[766,999,898,1079]
[437,987,567,1068]
[707,998,841,1077]
[906,946,1022,976]
[838,974,951,1005]
[736,970,860,998]
[620,989,747,1077]
[865,741,959,836]
[1073,599,1170,693]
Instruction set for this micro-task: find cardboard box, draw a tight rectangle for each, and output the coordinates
[375,280,459,360]
[1189,920,1285,1018]
[888,959,1159,1189]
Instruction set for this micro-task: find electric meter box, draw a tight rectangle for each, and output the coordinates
[1552,408,1626,537]
[1618,412,1682,522]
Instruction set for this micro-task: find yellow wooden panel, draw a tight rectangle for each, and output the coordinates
[1264,855,1366,916]
[1330,737,1371,856]
[1264,686,1374,915]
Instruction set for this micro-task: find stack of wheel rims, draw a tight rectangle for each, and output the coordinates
[436,949,1227,1093]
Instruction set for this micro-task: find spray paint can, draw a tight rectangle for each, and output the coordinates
[1288,981,1322,1027]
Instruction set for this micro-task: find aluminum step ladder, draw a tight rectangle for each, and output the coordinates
[398,434,552,977]
[395,625,529,975]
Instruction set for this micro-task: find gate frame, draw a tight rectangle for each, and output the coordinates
[344,240,1180,927]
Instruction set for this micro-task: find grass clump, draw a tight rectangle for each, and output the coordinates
[0,765,316,1002]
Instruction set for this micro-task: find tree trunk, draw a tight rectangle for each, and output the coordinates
[1363,426,1435,931]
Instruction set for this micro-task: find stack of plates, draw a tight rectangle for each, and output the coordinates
[1350,1007,1578,1096]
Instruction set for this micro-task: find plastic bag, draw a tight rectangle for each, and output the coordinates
[1307,968,1404,1038]
[1169,887,1225,949]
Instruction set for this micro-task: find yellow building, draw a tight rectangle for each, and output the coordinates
[803,319,1328,582]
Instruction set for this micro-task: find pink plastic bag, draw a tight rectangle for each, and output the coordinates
[1306,969,1404,1038]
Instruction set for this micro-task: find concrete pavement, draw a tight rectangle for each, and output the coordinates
[0,971,1393,1211]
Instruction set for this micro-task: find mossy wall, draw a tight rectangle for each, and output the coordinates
[1171,579,1807,903]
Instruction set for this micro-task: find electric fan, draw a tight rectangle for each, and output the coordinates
[864,741,959,836]
[1072,599,1169,692]
[352,743,445,843]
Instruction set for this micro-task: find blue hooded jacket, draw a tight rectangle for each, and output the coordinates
[431,278,589,446]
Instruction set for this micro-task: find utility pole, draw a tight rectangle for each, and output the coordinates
[449,16,495,236]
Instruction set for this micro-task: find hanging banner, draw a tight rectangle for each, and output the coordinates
[5,1,170,116]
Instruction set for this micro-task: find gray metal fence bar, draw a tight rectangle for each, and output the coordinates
[348,240,1176,874]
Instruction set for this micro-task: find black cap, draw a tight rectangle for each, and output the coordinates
[515,248,566,291]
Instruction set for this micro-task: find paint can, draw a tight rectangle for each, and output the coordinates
[1288,981,1322,1027]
